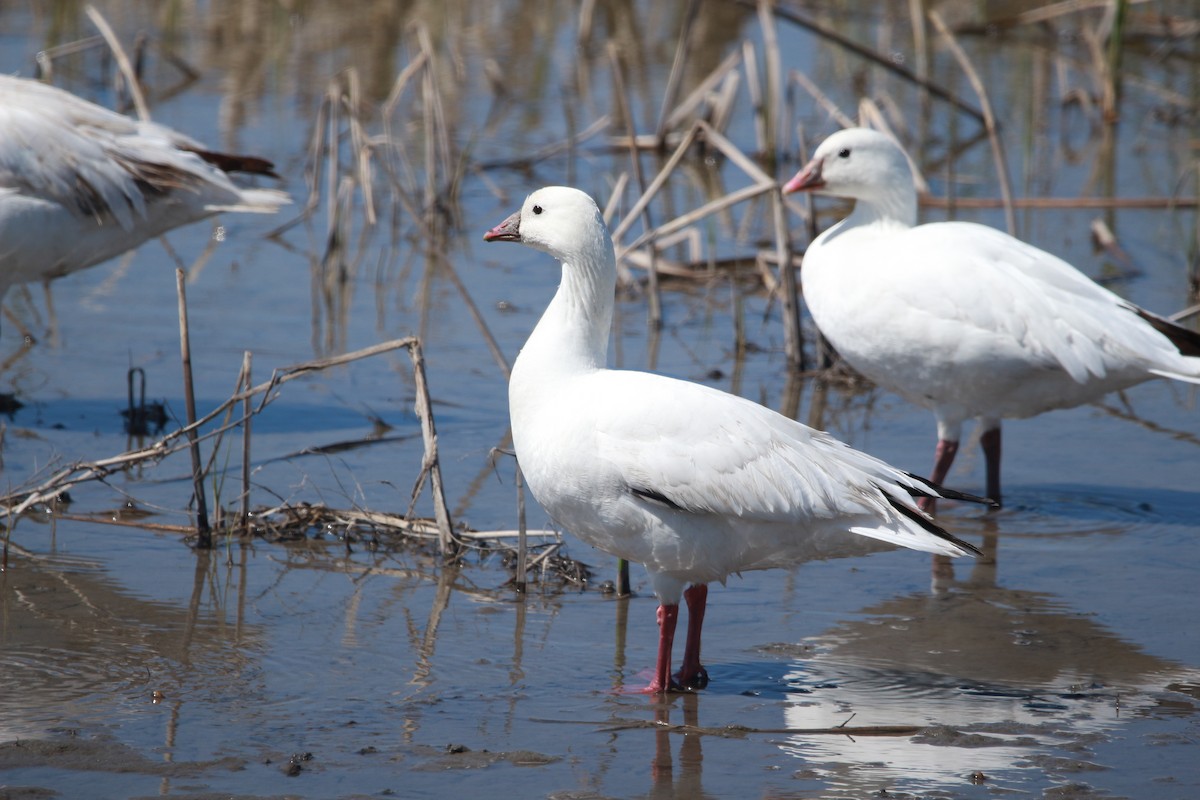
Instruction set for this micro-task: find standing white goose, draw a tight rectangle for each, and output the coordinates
[784,128,1200,508]
[484,186,982,693]
[0,74,289,315]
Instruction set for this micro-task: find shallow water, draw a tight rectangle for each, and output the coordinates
[1,2,1199,798]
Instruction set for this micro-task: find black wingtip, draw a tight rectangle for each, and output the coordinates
[884,492,984,558]
[1130,305,1200,357]
[185,146,282,179]
[902,472,999,509]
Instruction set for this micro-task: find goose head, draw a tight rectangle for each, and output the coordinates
[484,186,610,266]
[784,128,918,227]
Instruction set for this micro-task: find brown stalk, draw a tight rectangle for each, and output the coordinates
[928,9,1017,236]
[2,338,423,522]
[789,69,855,130]
[515,462,527,594]
[655,0,703,144]
[176,269,211,546]
[608,40,663,327]
[85,5,150,123]
[756,0,784,160]
[240,351,253,531]
[746,0,985,123]
[662,49,743,133]
[920,195,1199,210]
[403,340,458,559]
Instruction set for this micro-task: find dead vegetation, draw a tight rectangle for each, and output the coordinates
[3,1,1198,588]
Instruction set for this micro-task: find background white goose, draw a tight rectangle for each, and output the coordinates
[0,74,288,320]
[784,128,1200,509]
[484,185,982,694]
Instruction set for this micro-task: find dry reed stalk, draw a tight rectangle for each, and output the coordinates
[655,0,702,145]
[621,226,703,270]
[1168,303,1200,323]
[342,68,376,226]
[33,34,105,80]
[662,49,743,133]
[324,77,341,245]
[789,69,855,130]
[793,125,820,244]
[515,462,527,594]
[1,338,422,522]
[709,69,742,134]
[743,40,768,156]
[438,253,511,378]
[602,172,630,225]
[769,188,803,370]
[1000,0,1118,27]
[611,123,701,245]
[85,5,150,122]
[578,0,597,44]
[608,40,663,327]
[622,184,770,259]
[402,340,458,559]
[240,351,253,530]
[928,9,1017,236]
[419,38,439,226]
[601,172,638,286]
[382,52,431,227]
[176,269,211,546]
[756,0,784,160]
[618,121,777,258]
[615,558,631,596]
[749,0,985,123]
[920,195,1200,209]
[478,116,612,172]
[1103,0,1127,123]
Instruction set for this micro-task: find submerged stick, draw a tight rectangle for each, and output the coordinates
[176,269,211,546]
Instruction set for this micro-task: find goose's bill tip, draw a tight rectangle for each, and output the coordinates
[782,159,824,194]
[483,210,522,242]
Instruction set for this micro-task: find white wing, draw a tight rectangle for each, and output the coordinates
[900,222,1200,384]
[585,370,974,556]
[0,75,283,231]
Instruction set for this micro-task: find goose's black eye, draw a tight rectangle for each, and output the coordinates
[837,148,851,158]
[532,205,543,215]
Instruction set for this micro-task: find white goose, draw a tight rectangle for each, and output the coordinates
[484,186,982,693]
[0,74,288,314]
[785,128,1200,508]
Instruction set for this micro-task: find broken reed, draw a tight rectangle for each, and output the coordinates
[0,327,462,559]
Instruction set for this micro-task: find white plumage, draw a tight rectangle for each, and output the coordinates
[0,74,288,311]
[785,128,1200,507]
[484,186,980,693]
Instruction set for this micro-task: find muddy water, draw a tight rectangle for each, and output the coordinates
[2,2,1199,798]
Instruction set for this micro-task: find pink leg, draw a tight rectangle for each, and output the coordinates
[646,603,680,694]
[674,584,709,690]
[917,438,960,513]
[980,426,1002,507]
